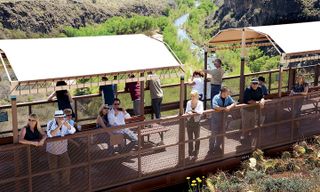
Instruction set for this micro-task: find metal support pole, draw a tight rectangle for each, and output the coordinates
[239,29,246,103]
[140,73,145,116]
[288,67,294,91]
[11,95,18,143]
[278,54,285,98]
[278,66,283,97]
[178,75,185,166]
[204,51,208,109]
[239,58,245,103]
[314,64,319,86]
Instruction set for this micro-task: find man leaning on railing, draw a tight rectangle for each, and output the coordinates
[46,110,76,187]
[240,78,265,149]
[207,87,235,157]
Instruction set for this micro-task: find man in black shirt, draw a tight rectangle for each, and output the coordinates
[238,78,265,150]
[243,78,265,105]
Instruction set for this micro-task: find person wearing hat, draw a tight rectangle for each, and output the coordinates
[243,78,265,105]
[258,76,268,96]
[239,78,265,150]
[46,110,76,186]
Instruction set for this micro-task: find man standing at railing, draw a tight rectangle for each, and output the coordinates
[207,87,235,157]
[125,74,141,116]
[146,71,163,119]
[203,59,224,108]
[46,110,76,187]
[240,78,265,149]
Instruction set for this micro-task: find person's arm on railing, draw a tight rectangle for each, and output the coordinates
[37,124,47,146]
[19,127,41,146]
[96,116,111,134]
[194,101,204,114]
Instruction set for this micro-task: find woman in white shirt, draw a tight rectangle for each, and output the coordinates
[189,71,204,100]
[185,90,204,160]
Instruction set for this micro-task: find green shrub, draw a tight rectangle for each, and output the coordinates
[258,177,312,192]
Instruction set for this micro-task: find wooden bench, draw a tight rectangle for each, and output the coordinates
[140,124,169,145]
[79,115,169,146]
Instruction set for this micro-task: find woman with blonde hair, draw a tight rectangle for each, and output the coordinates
[19,114,47,146]
[96,104,110,128]
[185,90,203,160]
[290,75,309,129]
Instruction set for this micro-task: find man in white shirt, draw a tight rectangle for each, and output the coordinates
[108,98,138,152]
[46,110,76,186]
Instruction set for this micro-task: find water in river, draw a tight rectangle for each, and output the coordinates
[173,1,216,70]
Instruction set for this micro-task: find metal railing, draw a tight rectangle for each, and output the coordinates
[0,92,319,191]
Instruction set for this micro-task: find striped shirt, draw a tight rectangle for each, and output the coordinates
[46,119,76,155]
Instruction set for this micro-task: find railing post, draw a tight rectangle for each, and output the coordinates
[87,135,92,191]
[204,50,208,110]
[11,95,19,144]
[178,75,185,166]
[140,73,145,116]
[74,99,78,122]
[268,71,272,94]
[27,146,32,192]
[137,125,142,177]
[288,67,294,91]
[239,57,245,103]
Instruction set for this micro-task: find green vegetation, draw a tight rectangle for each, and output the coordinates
[186,0,217,45]
[202,137,320,192]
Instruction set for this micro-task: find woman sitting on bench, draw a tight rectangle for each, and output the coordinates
[96,104,115,154]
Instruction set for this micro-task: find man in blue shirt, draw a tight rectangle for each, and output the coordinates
[208,87,236,156]
[99,77,117,106]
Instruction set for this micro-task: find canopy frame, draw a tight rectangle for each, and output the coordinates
[205,22,320,104]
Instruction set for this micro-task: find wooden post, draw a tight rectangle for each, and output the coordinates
[11,95,18,144]
[288,67,294,91]
[239,29,246,103]
[268,71,272,94]
[140,73,145,116]
[204,51,208,109]
[178,75,185,166]
[278,54,285,98]
[239,58,246,103]
[314,64,319,86]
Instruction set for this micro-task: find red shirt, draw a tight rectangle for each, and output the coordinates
[125,82,141,101]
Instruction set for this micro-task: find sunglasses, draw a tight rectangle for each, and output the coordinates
[28,119,36,122]
[114,103,120,105]
[66,114,72,117]
[252,82,259,85]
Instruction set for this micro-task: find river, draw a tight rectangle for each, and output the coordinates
[173,0,216,70]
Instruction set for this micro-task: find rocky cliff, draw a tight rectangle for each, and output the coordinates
[0,0,170,38]
[207,0,320,34]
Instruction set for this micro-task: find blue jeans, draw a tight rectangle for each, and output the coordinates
[211,84,221,108]
[209,112,224,152]
[152,97,163,119]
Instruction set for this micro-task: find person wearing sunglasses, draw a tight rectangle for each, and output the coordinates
[240,78,265,150]
[19,113,47,146]
[46,110,76,186]
[108,98,138,152]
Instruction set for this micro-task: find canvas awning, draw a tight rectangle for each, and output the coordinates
[0,34,183,95]
[208,21,320,63]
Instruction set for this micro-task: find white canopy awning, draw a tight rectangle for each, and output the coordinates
[0,34,183,95]
[209,21,320,56]
[0,34,182,82]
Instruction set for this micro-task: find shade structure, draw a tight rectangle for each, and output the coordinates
[209,21,320,57]
[0,34,183,95]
